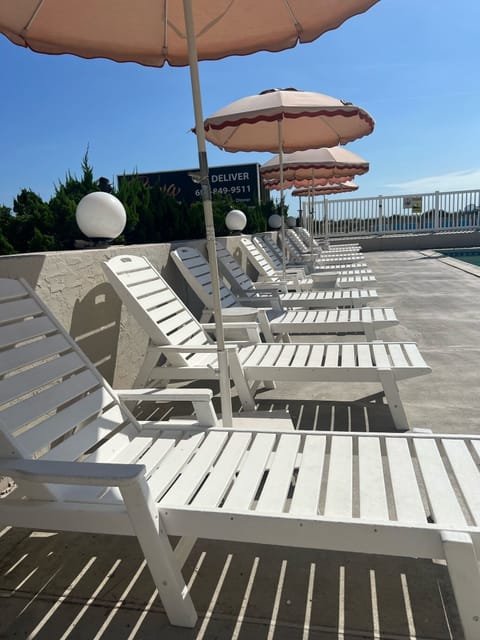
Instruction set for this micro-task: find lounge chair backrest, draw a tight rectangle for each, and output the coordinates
[0,277,140,501]
[170,246,239,310]
[239,237,278,278]
[214,241,256,296]
[102,255,210,360]
[286,228,309,254]
[295,226,319,248]
[253,235,283,270]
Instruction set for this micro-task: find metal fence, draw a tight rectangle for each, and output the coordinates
[300,189,480,238]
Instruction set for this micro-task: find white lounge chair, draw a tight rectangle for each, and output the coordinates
[171,245,398,341]
[240,236,374,287]
[284,229,368,269]
[102,255,430,430]
[287,228,362,259]
[0,276,221,627]
[294,226,362,253]
[1,280,478,637]
[214,241,379,308]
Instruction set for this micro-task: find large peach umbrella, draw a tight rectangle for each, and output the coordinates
[292,180,359,197]
[0,1,380,433]
[262,147,368,248]
[261,146,369,182]
[204,90,373,274]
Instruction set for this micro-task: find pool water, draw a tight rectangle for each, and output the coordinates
[439,248,480,266]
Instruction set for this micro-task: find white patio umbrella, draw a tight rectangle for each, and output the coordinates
[291,180,359,197]
[260,146,369,182]
[204,90,374,275]
[262,146,368,246]
[0,1,380,428]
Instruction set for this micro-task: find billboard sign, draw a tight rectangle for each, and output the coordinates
[118,163,264,206]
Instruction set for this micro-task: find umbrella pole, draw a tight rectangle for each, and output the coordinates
[310,169,314,255]
[183,0,233,427]
[323,195,329,249]
[277,120,286,279]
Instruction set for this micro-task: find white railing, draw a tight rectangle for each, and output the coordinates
[300,189,480,238]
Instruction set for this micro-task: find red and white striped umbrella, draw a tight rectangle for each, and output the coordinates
[204,89,374,152]
[261,147,369,182]
[291,181,359,197]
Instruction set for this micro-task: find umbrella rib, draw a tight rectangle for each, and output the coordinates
[22,0,45,36]
[282,0,303,40]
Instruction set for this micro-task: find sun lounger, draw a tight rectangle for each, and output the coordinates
[284,229,366,268]
[171,245,398,341]
[0,275,477,637]
[240,237,374,286]
[103,254,430,430]
[294,225,362,253]
[214,241,379,307]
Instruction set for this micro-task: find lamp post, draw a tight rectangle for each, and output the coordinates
[75,192,126,247]
[225,209,247,235]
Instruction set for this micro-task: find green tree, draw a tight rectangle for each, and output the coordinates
[12,189,55,253]
[49,150,98,249]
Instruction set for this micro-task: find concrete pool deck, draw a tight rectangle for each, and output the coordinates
[1,248,479,639]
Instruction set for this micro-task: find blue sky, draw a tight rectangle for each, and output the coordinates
[1,0,480,215]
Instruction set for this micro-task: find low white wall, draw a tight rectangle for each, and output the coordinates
[0,236,256,388]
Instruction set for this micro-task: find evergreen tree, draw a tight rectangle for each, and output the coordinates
[12,189,55,253]
[49,150,98,249]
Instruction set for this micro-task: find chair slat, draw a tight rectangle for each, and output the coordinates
[443,439,480,525]
[223,432,276,510]
[414,438,467,526]
[324,436,353,518]
[358,437,388,520]
[163,431,229,505]
[256,433,301,513]
[190,432,252,508]
[0,351,85,405]
[386,437,426,523]
[290,434,326,515]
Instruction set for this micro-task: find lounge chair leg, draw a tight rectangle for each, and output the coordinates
[228,350,256,411]
[364,325,377,341]
[121,478,198,628]
[174,536,198,568]
[134,346,163,388]
[192,399,218,427]
[377,368,409,431]
[441,531,480,640]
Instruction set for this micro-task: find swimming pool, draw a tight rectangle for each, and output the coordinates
[438,247,480,266]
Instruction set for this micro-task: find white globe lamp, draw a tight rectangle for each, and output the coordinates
[225,209,247,235]
[287,216,297,228]
[76,192,127,242]
[268,213,282,230]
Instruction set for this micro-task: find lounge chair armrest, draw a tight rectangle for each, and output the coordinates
[0,458,145,487]
[117,388,213,403]
[158,344,238,353]
[252,281,288,294]
[310,272,338,281]
[202,321,259,331]
[117,388,218,428]
[202,321,261,345]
